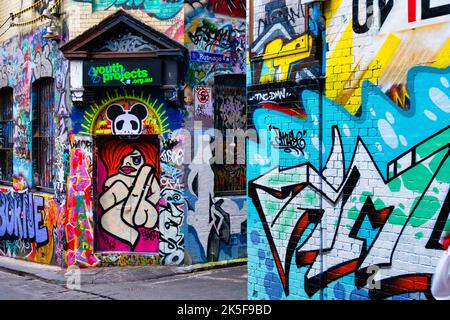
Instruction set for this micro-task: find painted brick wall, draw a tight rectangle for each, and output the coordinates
[66,1,184,43]
[0,0,248,268]
[183,1,248,265]
[247,0,450,300]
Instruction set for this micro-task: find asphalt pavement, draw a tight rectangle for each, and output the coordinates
[0,256,247,300]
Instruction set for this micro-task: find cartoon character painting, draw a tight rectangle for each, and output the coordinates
[106,103,148,135]
[97,137,160,252]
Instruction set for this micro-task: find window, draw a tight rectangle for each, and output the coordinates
[32,78,55,190]
[0,87,13,184]
[213,75,247,196]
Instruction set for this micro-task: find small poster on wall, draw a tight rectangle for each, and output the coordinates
[194,86,213,119]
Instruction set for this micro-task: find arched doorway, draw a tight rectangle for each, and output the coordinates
[91,95,164,253]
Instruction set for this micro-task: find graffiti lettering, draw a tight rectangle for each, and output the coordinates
[188,19,244,52]
[248,87,297,105]
[269,126,306,156]
[248,65,450,299]
[257,0,305,36]
[90,0,183,20]
[353,0,450,33]
[0,191,48,246]
[159,132,185,265]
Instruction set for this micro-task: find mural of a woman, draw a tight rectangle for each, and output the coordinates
[98,138,160,251]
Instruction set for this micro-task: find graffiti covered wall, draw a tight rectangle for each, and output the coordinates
[0,27,72,267]
[70,89,185,265]
[70,0,184,43]
[247,0,450,300]
[183,1,247,264]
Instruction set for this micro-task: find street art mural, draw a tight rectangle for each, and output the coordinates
[65,135,98,267]
[159,130,186,265]
[71,90,185,264]
[185,140,247,263]
[247,0,450,300]
[0,27,70,193]
[183,2,247,263]
[184,0,245,19]
[97,136,160,252]
[72,0,184,20]
[0,189,65,266]
[250,0,324,85]
[72,0,185,43]
[0,27,72,267]
[325,0,450,113]
[185,15,246,93]
[77,92,170,135]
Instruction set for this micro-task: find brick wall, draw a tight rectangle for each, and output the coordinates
[183,1,248,265]
[0,0,50,42]
[65,1,184,42]
[247,0,450,300]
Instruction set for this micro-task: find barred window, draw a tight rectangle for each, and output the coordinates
[0,87,13,184]
[32,78,55,191]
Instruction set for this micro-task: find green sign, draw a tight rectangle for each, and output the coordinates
[83,60,162,87]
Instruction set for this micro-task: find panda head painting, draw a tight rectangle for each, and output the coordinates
[106,103,148,135]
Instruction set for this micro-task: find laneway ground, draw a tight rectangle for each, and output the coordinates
[0,257,247,300]
[80,266,247,300]
[0,270,105,300]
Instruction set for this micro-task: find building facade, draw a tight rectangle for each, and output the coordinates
[0,0,247,268]
[247,0,450,300]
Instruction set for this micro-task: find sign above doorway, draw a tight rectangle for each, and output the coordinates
[83,60,162,87]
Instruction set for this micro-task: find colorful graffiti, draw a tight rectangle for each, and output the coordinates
[97,136,160,252]
[188,18,245,53]
[79,92,169,135]
[0,0,249,269]
[0,28,70,189]
[97,252,161,266]
[159,130,185,264]
[79,0,185,20]
[324,0,450,113]
[185,138,247,263]
[248,0,450,300]
[185,0,245,19]
[0,27,72,267]
[250,0,324,84]
[185,16,246,91]
[65,135,98,267]
[0,189,65,266]
[183,3,247,264]
[248,65,450,300]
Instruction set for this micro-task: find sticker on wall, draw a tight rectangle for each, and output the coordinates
[194,86,213,119]
[80,91,169,135]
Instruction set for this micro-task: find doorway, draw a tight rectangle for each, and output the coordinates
[95,135,161,253]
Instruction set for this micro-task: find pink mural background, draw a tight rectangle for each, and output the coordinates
[96,136,160,253]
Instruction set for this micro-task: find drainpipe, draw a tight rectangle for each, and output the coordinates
[317,1,326,299]
[318,74,324,301]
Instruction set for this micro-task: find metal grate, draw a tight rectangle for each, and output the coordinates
[32,78,55,190]
[0,87,13,183]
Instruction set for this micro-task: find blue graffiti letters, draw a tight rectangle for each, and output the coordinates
[0,191,49,246]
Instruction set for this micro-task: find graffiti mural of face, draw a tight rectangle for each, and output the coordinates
[119,149,144,176]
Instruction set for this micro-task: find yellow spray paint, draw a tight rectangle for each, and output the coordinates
[325,22,400,114]
[260,34,312,84]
